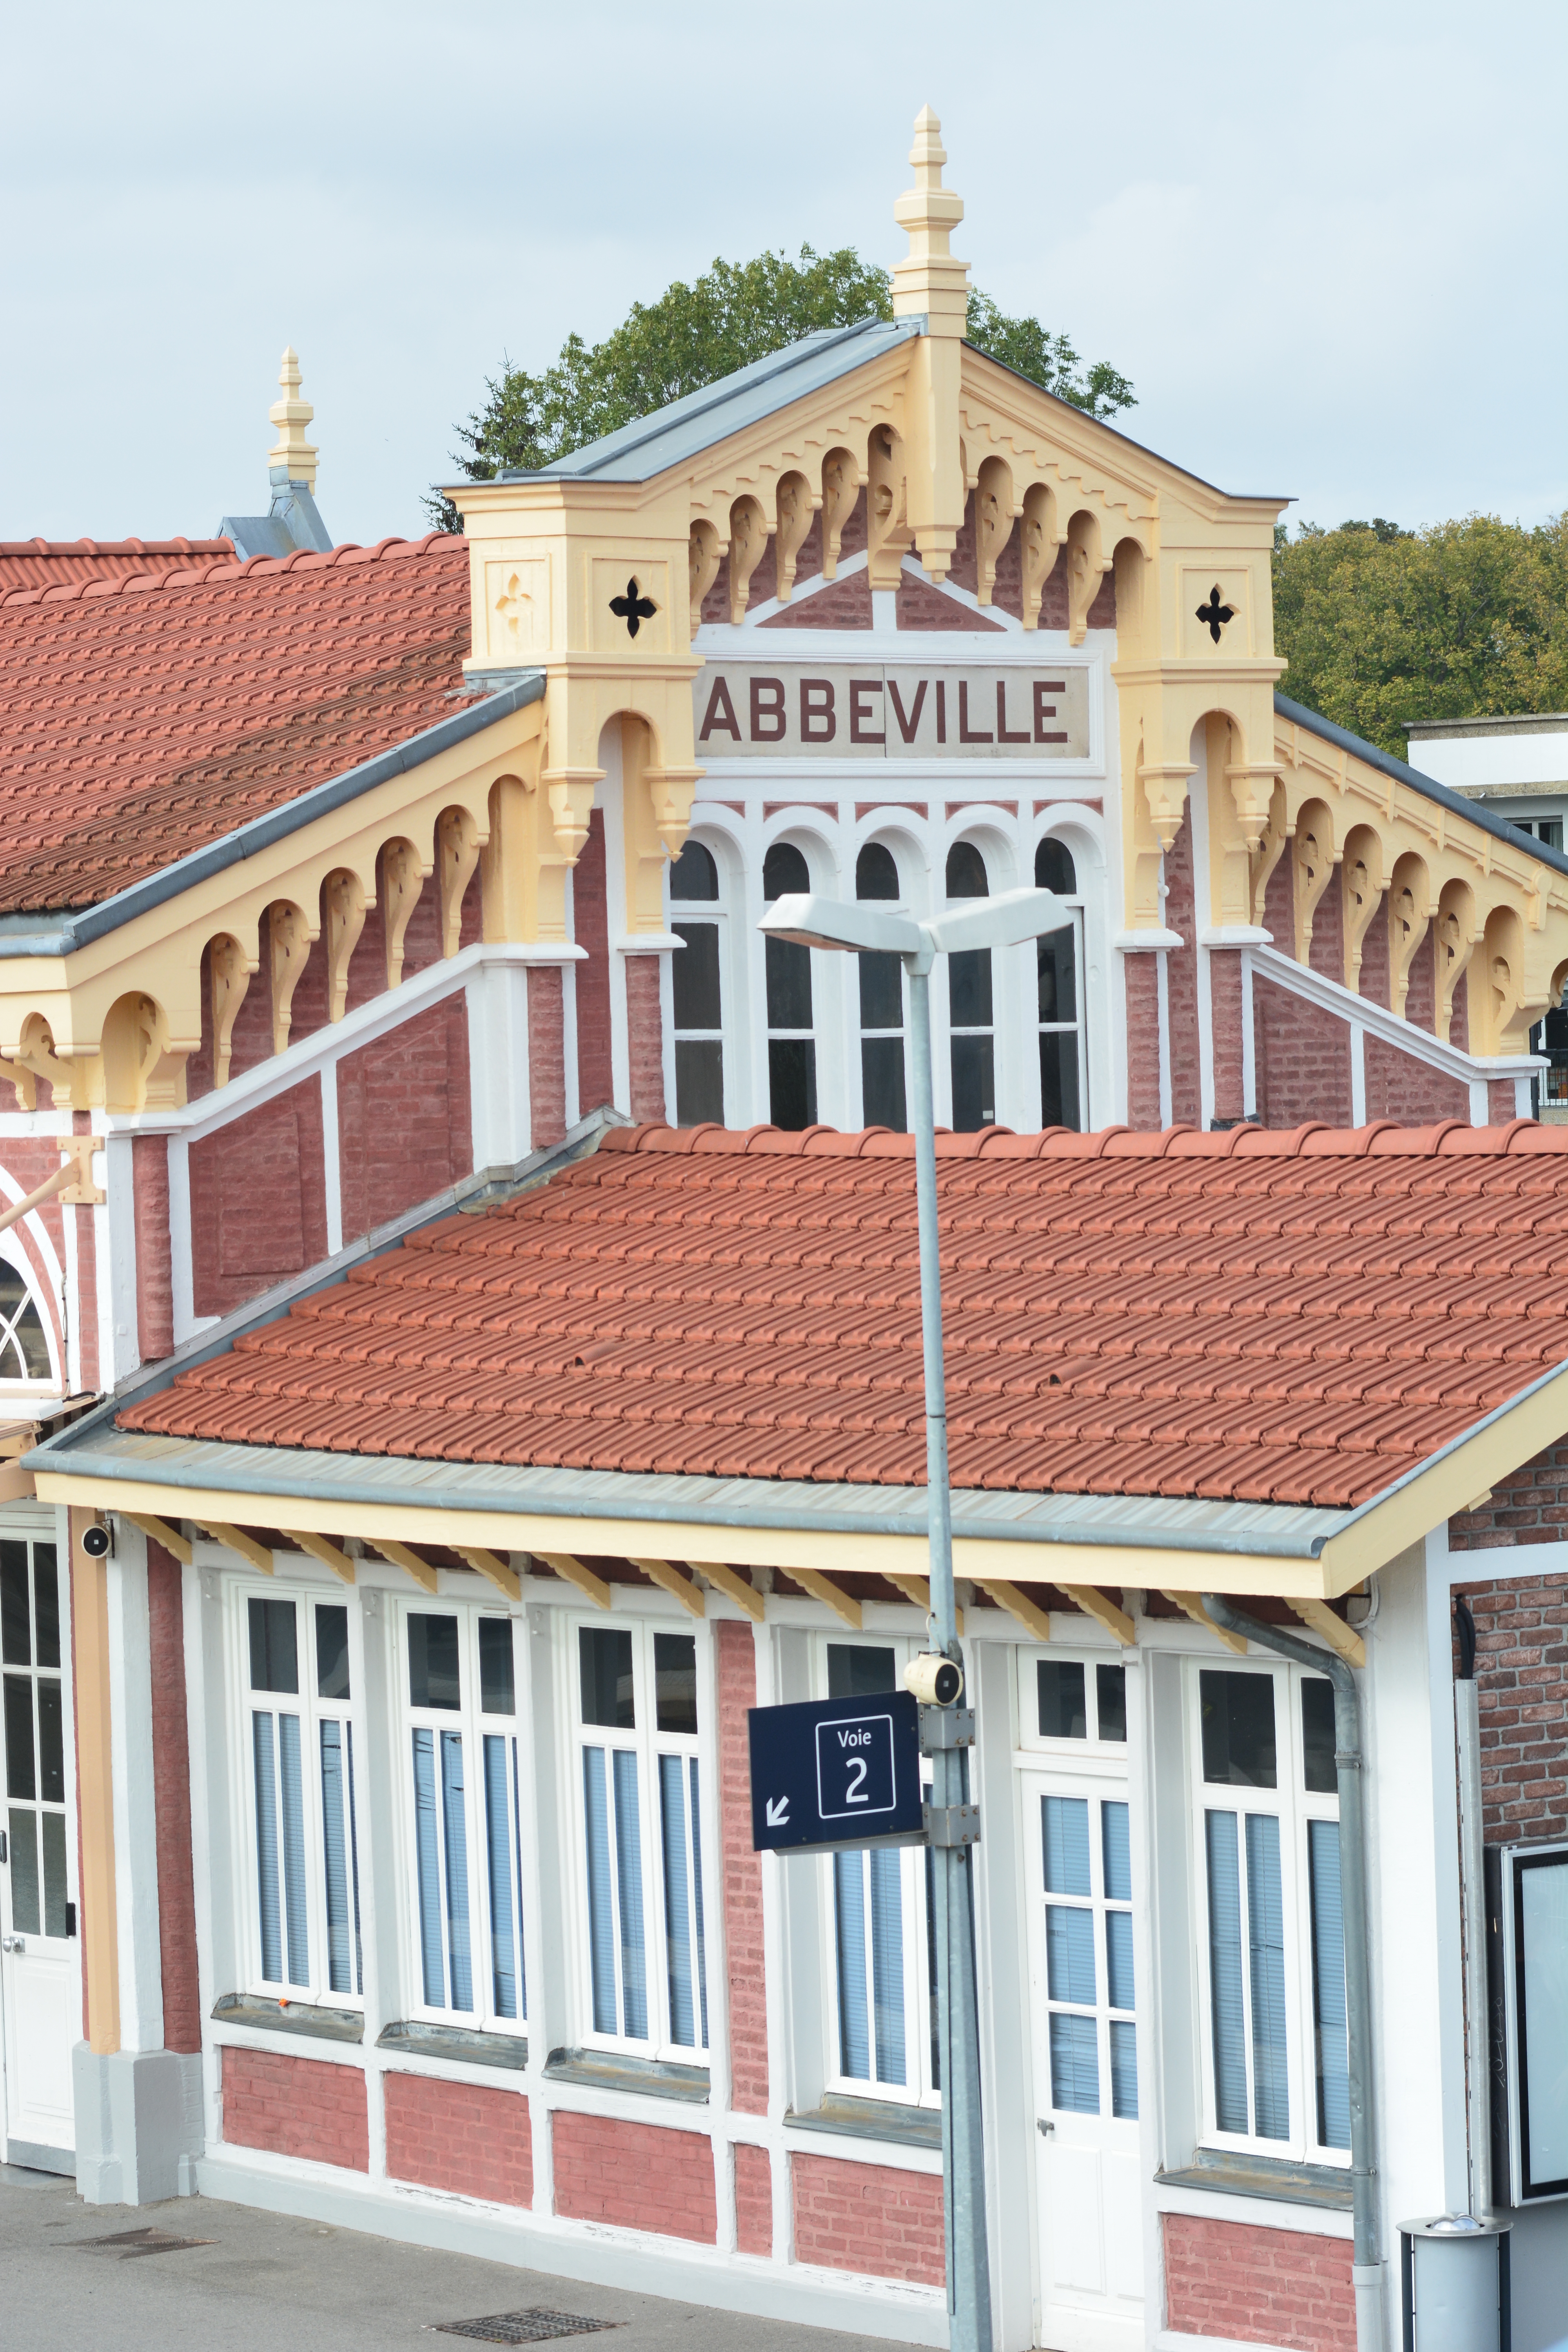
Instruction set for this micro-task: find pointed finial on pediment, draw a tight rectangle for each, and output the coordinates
[891,106,968,334]
[267,346,319,491]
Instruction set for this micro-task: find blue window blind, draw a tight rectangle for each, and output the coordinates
[252,1710,308,1989]
[660,1753,708,2051]
[869,1849,906,2085]
[1043,1795,1091,1895]
[613,1748,648,2040]
[319,1720,360,1995]
[1047,1904,1096,2006]
[485,1733,521,2021]
[834,1849,870,2079]
[440,1730,474,2012]
[253,1713,282,1983]
[1102,1800,1131,1901]
[1205,1809,1248,2132]
[1109,2020,1139,2120]
[412,1726,444,2003]
[511,1741,528,2022]
[1246,1812,1289,2140]
[1308,1818,1350,2149]
[1105,1909,1136,2013]
[278,1715,309,1986]
[583,1746,617,2033]
[1049,2013,1099,2114]
[833,1849,907,2087]
[688,1761,708,2051]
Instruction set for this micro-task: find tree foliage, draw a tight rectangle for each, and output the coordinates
[1273,513,1568,758]
[428,247,1135,527]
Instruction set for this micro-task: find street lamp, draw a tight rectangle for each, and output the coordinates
[759,884,1065,2352]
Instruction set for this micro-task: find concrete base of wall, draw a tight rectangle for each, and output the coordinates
[73,2045,204,2205]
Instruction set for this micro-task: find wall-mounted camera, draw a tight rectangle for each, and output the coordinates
[905,1652,964,1708]
[79,1521,113,1560]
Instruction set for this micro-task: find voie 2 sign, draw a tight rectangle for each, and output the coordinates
[748,1689,926,1855]
[695,662,1090,760]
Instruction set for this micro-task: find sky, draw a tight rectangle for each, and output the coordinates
[4,0,1564,550]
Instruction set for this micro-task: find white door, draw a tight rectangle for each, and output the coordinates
[1,1527,79,2167]
[1023,1767,1143,2351]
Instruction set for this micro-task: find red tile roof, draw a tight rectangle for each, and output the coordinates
[119,1119,1568,1512]
[0,538,237,593]
[0,534,469,913]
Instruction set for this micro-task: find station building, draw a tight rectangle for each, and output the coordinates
[1,110,1567,2352]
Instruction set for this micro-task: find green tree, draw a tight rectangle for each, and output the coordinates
[428,248,1135,527]
[1273,513,1568,757]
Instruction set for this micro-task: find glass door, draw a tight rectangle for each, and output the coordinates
[1,1532,79,2166]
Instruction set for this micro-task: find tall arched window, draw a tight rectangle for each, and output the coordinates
[0,1263,50,1382]
[669,840,725,1126]
[762,842,817,1129]
[857,842,906,1131]
[946,842,995,1131]
[1035,836,1085,1131]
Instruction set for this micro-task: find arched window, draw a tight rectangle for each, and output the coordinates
[670,842,725,1125]
[1034,836,1085,1131]
[857,843,906,1132]
[762,842,817,1130]
[946,843,995,1132]
[0,1263,50,1381]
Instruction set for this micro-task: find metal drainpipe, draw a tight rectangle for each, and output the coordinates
[1203,1595,1384,2352]
[1453,1594,1493,2219]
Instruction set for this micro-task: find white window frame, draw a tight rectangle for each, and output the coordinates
[568,1614,711,2063]
[0,1242,60,1391]
[668,835,734,1128]
[229,1579,365,2012]
[1187,1657,1348,2169]
[1014,1645,1130,1759]
[394,1598,529,2038]
[1035,902,1088,1133]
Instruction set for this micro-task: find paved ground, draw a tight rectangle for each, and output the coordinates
[0,2163,921,2352]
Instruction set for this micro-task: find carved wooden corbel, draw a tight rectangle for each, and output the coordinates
[1019,481,1061,632]
[208,934,255,1087]
[269,902,315,1053]
[0,1055,36,1111]
[1479,904,1526,1053]
[727,495,770,624]
[437,807,484,957]
[773,471,818,604]
[819,446,860,579]
[1292,801,1338,965]
[1249,780,1291,928]
[1065,510,1111,646]
[1435,878,1478,1044]
[1340,824,1385,992]
[1387,852,1432,1022]
[15,1014,76,1110]
[866,423,913,591]
[974,455,1016,606]
[321,871,366,1022]
[379,842,425,989]
[1139,762,1195,853]
[688,519,723,638]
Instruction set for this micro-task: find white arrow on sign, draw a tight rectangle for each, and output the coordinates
[766,1797,790,1828]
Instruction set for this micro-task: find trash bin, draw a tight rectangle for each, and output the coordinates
[1399,2213,1511,2351]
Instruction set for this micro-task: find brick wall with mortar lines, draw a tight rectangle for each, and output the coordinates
[1161,2215,1354,2352]
[526,964,566,1147]
[383,2073,532,2207]
[146,1541,201,2054]
[336,995,472,1244]
[552,2112,716,2242]
[574,809,615,1116]
[1124,953,1161,1130]
[791,2153,944,2286]
[132,1133,173,1360]
[1162,811,1201,1129]
[220,2047,368,2171]
[189,1079,329,1318]
[625,954,666,1123]
[1253,976,1353,1127]
[1209,947,1244,1124]
[1445,1552,1568,1846]
[733,2142,772,2256]
[717,1619,769,2114]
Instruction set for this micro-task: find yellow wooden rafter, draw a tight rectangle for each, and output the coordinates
[367,1538,439,1595]
[288,1528,356,1586]
[786,1566,862,1630]
[535,1551,613,1610]
[972,1577,1051,1643]
[196,1521,274,1575]
[628,1556,705,1619]
[455,1545,522,1601]
[1163,1591,1247,1656]
[127,1512,192,1566]
[694,1559,765,1623]
[1060,1584,1137,1647]
[1287,1597,1366,1671]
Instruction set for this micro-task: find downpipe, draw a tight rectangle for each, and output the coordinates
[1204,1596,1384,2352]
[1453,1596,1493,2219]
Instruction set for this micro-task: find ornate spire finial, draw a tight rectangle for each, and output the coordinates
[891,105,967,334]
[267,346,319,491]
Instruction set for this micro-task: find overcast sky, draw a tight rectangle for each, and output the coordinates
[5,0,1563,550]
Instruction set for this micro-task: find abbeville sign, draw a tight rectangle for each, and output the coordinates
[694,662,1090,760]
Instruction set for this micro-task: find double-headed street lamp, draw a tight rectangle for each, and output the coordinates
[759,884,1066,2352]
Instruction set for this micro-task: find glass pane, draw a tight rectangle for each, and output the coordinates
[1105,1910,1136,2012]
[926,1847,940,2094]
[612,1748,647,2040]
[654,1633,697,1735]
[248,1595,298,1695]
[1109,2019,1138,2119]
[1245,1812,1289,2140]
[441,1730,474,2011]
[870,1849,907,2085]
[1205,1809,1247,2132]
[672,922,722,1029]
[348,1726,363,1995]
[861,1035,907,1132]
[1037,927,1078,1024]
[41,1810,67,1939]
[689,1759,707,2051]
[1038,1660,1087,1740]
[4,1672,35,1798]
[1036,838,1077,895]
[670,841,719,902]
[950,1033,995,1132]
[583,1746,617,2032]
[763,842,810,902]
[858,949,903,1031]
[37,1679,62,1803]
[315,1605,350,1701]
[949,947,993,1030]
[1521,1857,1568,2185]
[33,1546,59,1670]
[579,1627,634,1729]
[767,1036,817,1130]
[1200,1670,1278,1789]
[279,1714,309,1986]
[408,1614,461,1711]
[1049,2013,1099,2114]
[857,842,900,900]
[13,1301,50,1379]
[1042,1795,1091,1896]
[1046,1904,1096,2004]
[253,1713,282,1982]
[412,1726,444,2004]
[946,842,988,898]
[479,1619,515,1717]
[1040,1031,1081,1132]
[485,1733,519,2020]
[320,1720,354,1995]
[1308,1818,1350,2150]
[511,1742,527,2022]
[1301,1677,1336,1794]
[1102,1800,1132,1903]
[1096,1664,1127,1744]
[835,1850,870,2079]
[8,1806,38,1936]
[675,1040,725,1128]
[765,936,813,1031]
[661,1752,697,2047]
[0,1545,24,1665]
[829,1644,897,1698]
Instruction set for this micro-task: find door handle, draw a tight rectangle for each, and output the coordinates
[0,1934,24,1954]
[1036,2118,1054,2136]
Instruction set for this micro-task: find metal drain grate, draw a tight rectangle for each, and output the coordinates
[432,2314,622,2345]
[71,2227,215,2259]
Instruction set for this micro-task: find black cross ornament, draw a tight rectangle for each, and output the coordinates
[610,577,657,638]
[1196,584,1235,643]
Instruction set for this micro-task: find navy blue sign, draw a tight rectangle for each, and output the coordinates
[748,1690,925,1855]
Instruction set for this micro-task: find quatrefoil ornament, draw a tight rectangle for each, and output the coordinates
[1196,584,1236,643]
[610,577,657,639]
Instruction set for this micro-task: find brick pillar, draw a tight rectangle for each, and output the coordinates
[573,811,615,1114]
[1163,811,1201,1127]
[1487,1078,1523,1125]
[624,953,666,1124]
[526,965,566,1148]
[131,1134,174,1361]
[734,2142,773,2254]
[72,1110,98,1391]
[716,1619,768,2113]
[147,1541,200,2053]
[1209,948,1245,1126]
[1123,953,1162,1130]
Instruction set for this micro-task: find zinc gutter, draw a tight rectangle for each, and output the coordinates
[0,672,546,959]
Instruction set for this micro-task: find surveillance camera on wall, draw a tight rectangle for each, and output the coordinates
[79,1521,113,1560]
[905,1652,964,1708]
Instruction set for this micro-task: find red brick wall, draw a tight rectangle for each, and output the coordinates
[734,2142,772,2256]
[791,2154,945,2286]
[1404,922,1436,1033]
[1262,844,1293,952]
[552,2112,716,2242]
[1357,895,1390,1007]
[1307,867,1345,985]
[1362,1036,1470,1124]
[146,1541,200,2054]
[1253,976,1353,1127]
[1488,1078,1519,1125]
[574,811,615,1115]
[527,964,566,1148]
[189,1081,329,1318]
[1447,1563,1568,1844]
[716,1619,768,2114]
[220,2048,368,2171]
[1124,954,1162,1132]
[383,2073,532,2208]
[336,998,472,1245]
[1161,2214,1354,2352]
[625,953,666,1123]
[1163,811,1201,1129]
[1210,947,1244,1125]
[132,1134,174,1362]
[72,1112,98,1392]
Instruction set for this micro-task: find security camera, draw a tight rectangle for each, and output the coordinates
[905,1652,964,1708]
[79,1521,112,1560]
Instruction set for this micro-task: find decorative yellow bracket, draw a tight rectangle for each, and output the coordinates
[695,1559,764,1623]
[455,1545,522,1601]
[127,1512,192,1564]
[1163,1591,1247,1655]
[367,1538,439,1594]
[197,1521,274,1575]
[628,1556,705,1619]
[882,1570,964,1636]
[289,1529,356,1586]
[971,1578,1051,1643]
[1287,1598,1366,1671]
[1060,1586,1136,1646]
[0,1135,104,1241]
[535,1551,613,1610]
[787,1566,862,1630]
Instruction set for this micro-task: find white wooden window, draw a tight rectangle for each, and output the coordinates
[669,838,729,1126]
[1033,837,1087,1132]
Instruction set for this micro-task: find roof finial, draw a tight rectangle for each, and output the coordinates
[891,105,968,336]
[267,346,319,492]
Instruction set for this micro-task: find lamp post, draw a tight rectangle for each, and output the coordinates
[759,884,1065,2352]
